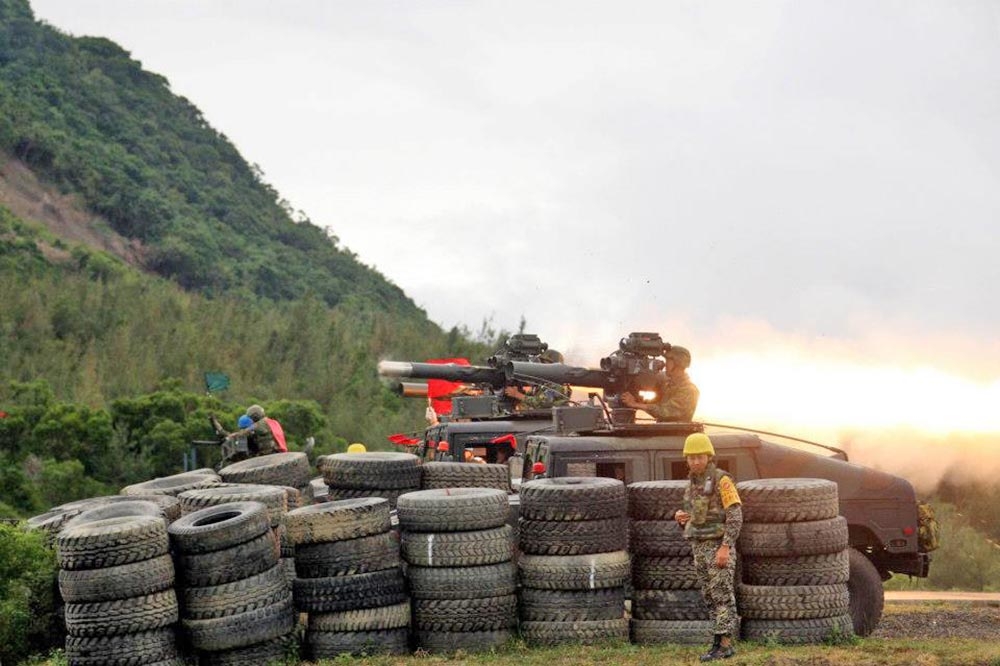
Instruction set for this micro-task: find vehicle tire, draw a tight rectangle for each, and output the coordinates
[57,516,169,570]
[64,590,178,637]
[519,517,627,556]
[407,562,517,600]
[414,628,512,653]
[293,568,407,612]
[518,551,631,590]
[847,548,885,637]
[278,485,303,509]
[738,517,848,557]
[64,627,178,666]
[741,613,854,644]
[62,501,169,533]
[396,488,509,532]
[274,524,294,557]
[52,495,183,525]
[181,564,288,620]
[178,485,288,527]
[629,618,714,645]
[521,618,628,645]
[401,525,514,567]
[519,477,627,521]
[175,529,278,587]
[59,554,175,603]
[183,596,296,652]
[519,587,625,622]
[284,498,391,545]
[629,520,691,557]
[420,462,510,491]
[735,478,839,523]
[631,556,700,590]
[737,583,849,620]
[218,452,312,488]
[26,506,86,536]
[167,502,270,554]
[294,531,401,578]
[413,594,517,632]
[307,627,409,658]
[742,551,850,586]
[325,487,412,508]
[121,472,221,497]
[631,589,709,620]
[627,481,688,521]
[198,631,298,666]
[308,601,411,632]
[322,452,422,490]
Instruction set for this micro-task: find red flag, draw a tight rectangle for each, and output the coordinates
[265,418,287,452]
[426,358,470,415]
[490,433,517,448]
[0,411,7,419]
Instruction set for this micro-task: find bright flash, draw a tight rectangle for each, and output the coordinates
[638,390,657,402]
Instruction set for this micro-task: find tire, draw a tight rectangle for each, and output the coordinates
[632,589,709,620]
[309,477,330,502]
[308,601,411,632]
[401,525,514,567]
[518,551,631,590]
[167,501,271,554]
[420,462,510,491]
[629,619,714,645]
[742,551,850,586]
[57,515,169,570]
[631,556,700,590]
[64,590,179,637]
[285,498,391,545]
[294,531,401,578]
[183,596,296,652]
[396,488,509,532]
[181,564,289,620]
[741,614,854,644]
[322,452,422,490]
[738,517,849,557]
[65,628,178,666]
[59,554,175,603]
[521,618,628,646]
[847,548,885,637]
[326,487,413,509]
[414,629,511,653]
[56,495,183,525]
[121,472,221,497]
[176,529,278,587]
[62,501,168,532]
[293,568,407,612]
[519,477,627,521]
[279,485,303,509]
[519,587,625,622]
[198,631,298,666]
[307,627,409,658]
[737,583,849,620]
[27,506,86,536]
[519,517,626,555]
[218,452,312,488]
[627,481,688,521]
[178,485,288,527]
[275,524,294,557]
[735,478,839,523]
[629,520,691,557]
[413,594,517,632]
[407,562,517,600]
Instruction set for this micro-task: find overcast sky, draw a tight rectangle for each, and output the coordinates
[28,1,1000,380]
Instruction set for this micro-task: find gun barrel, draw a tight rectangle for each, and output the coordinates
[378,361,506,386]
[388,381,429,398]
[505,361,614,389]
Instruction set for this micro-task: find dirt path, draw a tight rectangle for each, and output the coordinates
[874,602,1000,640]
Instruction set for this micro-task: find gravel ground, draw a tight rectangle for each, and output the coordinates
[873,603,1000,640]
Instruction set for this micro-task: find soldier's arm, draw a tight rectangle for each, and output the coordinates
[718,476,742,548]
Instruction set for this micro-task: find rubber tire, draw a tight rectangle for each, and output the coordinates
[308,601,411,632]
[56,495,182,525]
[307,627,409,658]
[414,629,512,653]
[519,477,627,521]
[741,614,854,644]
[64,590,179,637]
[218,452,312,488]
[519,517,627,556]
[120,472,221,497]
[738,516,849,556]
[59,553,175,603]
[167,501,271,554]
[629,520,691,557]
[847,548,885,637]
[737,583,849,620]
[62,501,168,533]
[401,525,514,567]
[325,487,414,509]
[57,515,169,570]
[181,564,288,620]
[627,481,688,520]
[322,452,422,490]
[178,485,288,527]
[518,551,631,590]
[420,461,511,491]
[293,568,407,612]
[519,587,625,622]
[742,551,850,586]
[294,530,400,578]
[407,562,517,600]
[285,497,391,545]
[632,589,709,620]
[630,618,714,645]
[631,556,700,590]
[65,628,178,666]
[396,488,509,532]
[413,594,517,632]
[176,529,278,587]
[735,478,840,523]
[182,596,296,652]
[198,631,298,666]
[521,618,629,646]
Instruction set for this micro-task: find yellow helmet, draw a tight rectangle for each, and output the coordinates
[347,443,367,454]
[682,433,714,457]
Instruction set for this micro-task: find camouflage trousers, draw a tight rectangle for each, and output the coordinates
[691,539,739,637]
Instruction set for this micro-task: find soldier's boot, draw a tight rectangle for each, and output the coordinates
[699,635,721,662]
[700,635,735,661]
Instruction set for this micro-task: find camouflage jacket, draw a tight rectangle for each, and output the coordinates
[644,372,699,422]
[683,462,742,546]
[522,383,572,409]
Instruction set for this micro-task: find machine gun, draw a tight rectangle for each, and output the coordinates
[190,414,250,469]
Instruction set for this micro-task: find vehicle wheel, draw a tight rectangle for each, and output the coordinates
[182,596,296,652]
[741,614,854,644]
[627,481,688,520]
[401,525,514,567]
[629,618,714,645]
[65,628,178,665]
[632,589,708,620]
[64,590,179,637]
[737,583,849,620]
[120,471,221,497]
[742,551,849,586]
[181,564,288,620]
[175,529,278,587]
[325,487,411,509]
[420,462,511,491]
[413,594,517,631]
[631,556,700,590]
[59,554,175,603]
[285,498,391,545]
[517,551,631,590]
[738,517,848,556]
[308,601,411,632]
[294,531,401,578]
[62,501,168,533]
[519,517,626,555]
[219,452,312,488]
[307,627,409,658]
[293,568,407,612]
[519,587,625,622]
[56,516,169,570]
[198,631,298,666]
[414,628,512,653]
[519,477,627,521]
[167,502,271,554]
[322,452,422,490]
[630,520,691,557]
[407,562,517,600]
[178,485,288,527]
[521,618,628,645]
[847,548,884,636]
[735,478,839,523]
[396,488,509,532]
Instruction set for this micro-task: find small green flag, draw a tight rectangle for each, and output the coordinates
[204,372,231,393]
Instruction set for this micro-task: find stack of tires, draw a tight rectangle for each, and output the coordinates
[398,488,516,652]
[286,498,409,658]
[121,470,223,498]
[736,478,854,644]
[516,477,629,646]
[626,480,712,645]
[322,452,422,508]
[420,461,511,492]
[168,501,297,665]
[56,510,181,666]
[218,453,313,506]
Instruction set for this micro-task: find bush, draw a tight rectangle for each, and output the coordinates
[0,523,61,665]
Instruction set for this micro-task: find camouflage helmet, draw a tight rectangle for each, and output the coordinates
[247,404,266,422]
[682,432,714,457]
[667,346,691,369]
[538,349,564,364]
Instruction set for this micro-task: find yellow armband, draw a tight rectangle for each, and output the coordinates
[718,476,741,509]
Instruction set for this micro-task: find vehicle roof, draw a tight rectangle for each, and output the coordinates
[531,432,762,453]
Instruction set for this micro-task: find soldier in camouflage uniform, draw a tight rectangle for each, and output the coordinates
[674,432,742,661]
[228,404,279,456]
[505,349,572,409]
[622,345,699,421]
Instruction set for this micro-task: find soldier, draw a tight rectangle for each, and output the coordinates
[674,432,742,661]
[621,345,699,421]
[228,404,287,456]
[504,349,572,409]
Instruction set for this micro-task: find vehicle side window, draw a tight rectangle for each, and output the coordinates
[667,458,733,480]
[596,461,628,484]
